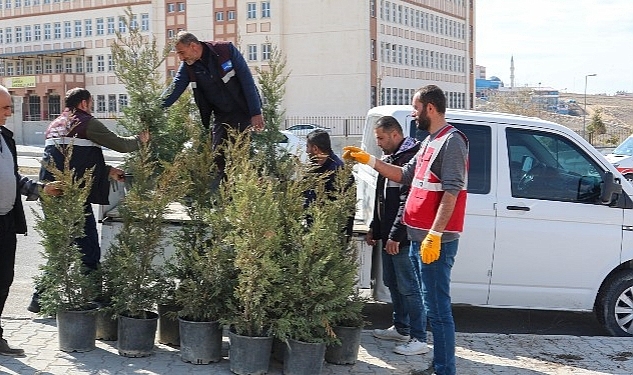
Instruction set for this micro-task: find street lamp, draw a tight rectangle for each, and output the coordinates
[583,73,597,138]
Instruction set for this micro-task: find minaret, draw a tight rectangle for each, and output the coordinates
[510,55,515,89]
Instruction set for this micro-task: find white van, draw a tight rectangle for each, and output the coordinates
[355,105,633,336]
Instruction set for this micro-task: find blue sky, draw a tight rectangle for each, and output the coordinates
[476,0,633,95]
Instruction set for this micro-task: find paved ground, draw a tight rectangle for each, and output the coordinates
[7,144,633,375]
[1,316,633,375]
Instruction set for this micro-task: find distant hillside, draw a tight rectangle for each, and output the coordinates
[558,93,633,145]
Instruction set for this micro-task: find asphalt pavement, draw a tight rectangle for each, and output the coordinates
[3,144,633,374]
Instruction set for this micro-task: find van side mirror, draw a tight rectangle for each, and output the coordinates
[600,171,622,205]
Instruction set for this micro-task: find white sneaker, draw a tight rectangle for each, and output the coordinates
[393,338,430,355]
[372,326,410,342]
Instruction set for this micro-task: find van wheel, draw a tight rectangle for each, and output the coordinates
[597,270,633,337]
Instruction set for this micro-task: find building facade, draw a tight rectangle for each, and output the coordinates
[0,0,474,123]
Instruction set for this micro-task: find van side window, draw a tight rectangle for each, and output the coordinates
[452,123,491,195]
[506,128,603,203]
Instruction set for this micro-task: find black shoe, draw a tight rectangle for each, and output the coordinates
[27,293,40,313]
[0,338,25,357]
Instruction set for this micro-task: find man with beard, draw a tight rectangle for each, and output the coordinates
[343,85,468,375]
[367,116,429,356]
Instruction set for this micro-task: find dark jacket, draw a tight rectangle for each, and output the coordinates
[1,125,41,234]
[162,41,262,129]
[303,152,345,208]
[40,110,110,205]
[370,137,421,246]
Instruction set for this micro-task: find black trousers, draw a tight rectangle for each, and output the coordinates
[0,210,17,339]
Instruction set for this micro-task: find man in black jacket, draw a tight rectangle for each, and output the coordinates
[0,85,58,356]
[367,116,429,356]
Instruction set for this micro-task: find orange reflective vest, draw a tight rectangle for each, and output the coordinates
[403,125,467,233]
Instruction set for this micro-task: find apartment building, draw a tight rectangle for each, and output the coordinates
[0,0,474,122]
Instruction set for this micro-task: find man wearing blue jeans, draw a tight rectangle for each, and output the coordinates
[344,85,468,375]
[366,116,428,355]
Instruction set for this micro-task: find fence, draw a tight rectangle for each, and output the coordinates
[283,116,366,137]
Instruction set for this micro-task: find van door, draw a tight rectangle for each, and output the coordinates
[448,122,497,305]
[490,126,623,310]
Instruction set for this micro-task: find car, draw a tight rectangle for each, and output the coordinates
[277,130,308,163]
[285,123,331,137]
[605,135,633,180]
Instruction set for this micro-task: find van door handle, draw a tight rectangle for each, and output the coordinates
[506,205,530,211]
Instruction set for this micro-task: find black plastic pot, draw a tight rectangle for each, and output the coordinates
[228,331,273,375]
[179,318,223,364]
[117,311,158,357]
[57,308,97,352]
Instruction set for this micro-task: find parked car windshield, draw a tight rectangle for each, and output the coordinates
[612,136,633,156]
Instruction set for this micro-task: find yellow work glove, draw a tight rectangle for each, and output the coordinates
[420,230,442,264]
[342,146,376,167]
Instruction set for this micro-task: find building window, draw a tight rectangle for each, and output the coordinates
[5,0,11,8]
[108,54,114,71]
[228,10,236,20]
[118,17,126,33]
[64,21,71,38]
[65,57,72,73]
[247,2,256,19]
[96,95,106,112]
[167,3,175,12]
[371,39,376,61]
[215,12,224,21]
[5,28,12,44]
[97,55,104,72]
[75,57,83,73]
[15,27,22,43]
[34,24,41,41]
[44,59,52,73]
[141,14,149,31]
[54,22,61,39]
[0,30,3,45]
[54,58,62,73]
[74,20,81,37]
[24,25,31,42]
[96,18,104,35]
[370,0,376,17]
[261,1,270,18]
[86,56,93,73]
[25,60,33,75]
[130,15,138,30]
[119,94,128,109]
[107,17,115,34]
[14,0,20,7]
[261,43,271,60]
[85,19,92,36]
[247,44,257,61]
[35,59,42,74]
[6,62,13,76]
[15,61,22,75]
[167,29,174,38]
[178,2,184,11]
[108,94,117,113]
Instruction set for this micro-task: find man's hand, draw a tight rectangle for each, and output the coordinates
[43,181,63,196]
[342,146,375,167]
[420,231,442,264]
[385,239,400,255]
[365,229,376,247]
[138,130,150,144]
[250,114,265,132]
[109,167,126,182]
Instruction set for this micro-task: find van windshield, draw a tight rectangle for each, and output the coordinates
[612,136,633,156]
